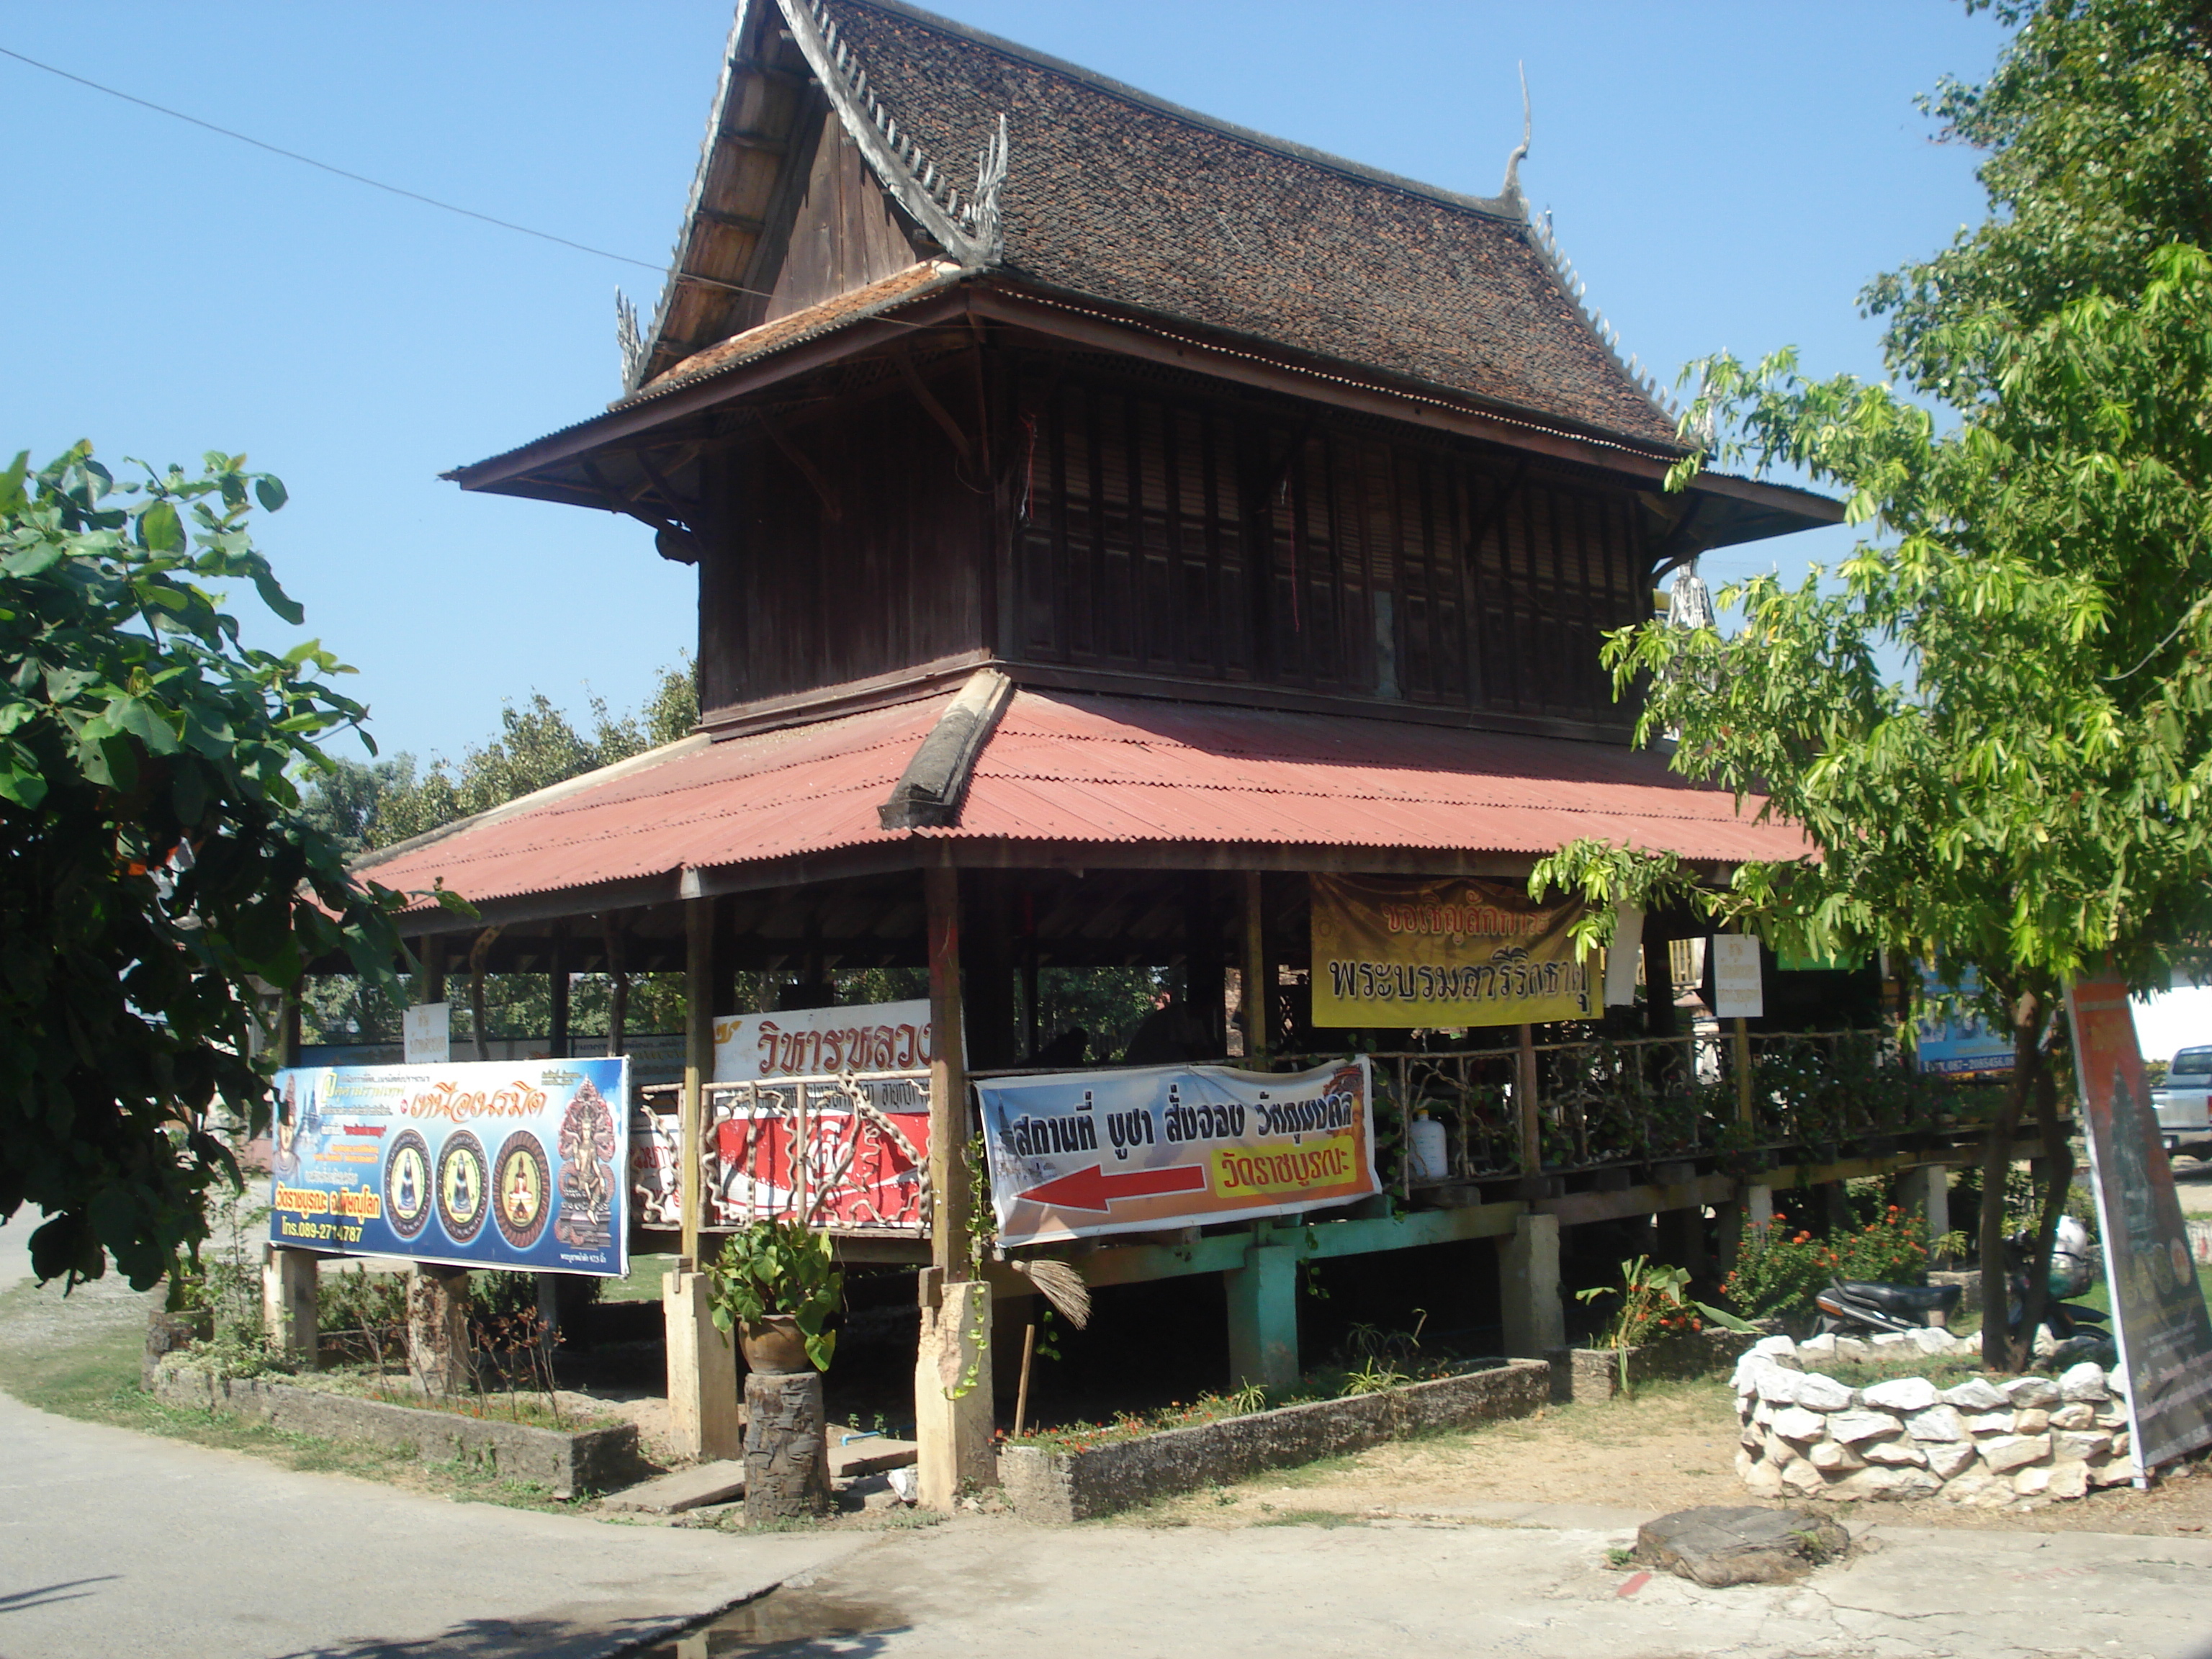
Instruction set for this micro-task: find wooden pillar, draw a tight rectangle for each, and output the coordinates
[963,878,1017,1070]
[1241,871,1269,1065]
[917,862,992,1507]
[407,1267,471,1394]
[1184,872,1225,1051]
[1734,1016,1754,1125]
[1516,1023,1542,1174]
[664,893,740,1461]
[549,930,571,1059]
[681,896,711,1265]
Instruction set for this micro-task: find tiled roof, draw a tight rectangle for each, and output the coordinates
[354,691,1805,916]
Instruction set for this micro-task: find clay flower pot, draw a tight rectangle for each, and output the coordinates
[739,1314,811,1374]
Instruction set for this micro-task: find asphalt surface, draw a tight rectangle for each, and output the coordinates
[0,1391,855,1659]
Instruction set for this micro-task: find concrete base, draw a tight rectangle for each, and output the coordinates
[744,1370,833,1524]
[263,1248,318,1366]
[662,1269,742,1462]
[914,1278,994,1510]
[1226,1241,1298,1389]
[406,1267,471,1395]
[1496,1213,1563,1357]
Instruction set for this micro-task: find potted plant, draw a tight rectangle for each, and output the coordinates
[704,1218,842,1374]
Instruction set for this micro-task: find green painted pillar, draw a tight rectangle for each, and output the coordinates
[1226,1241,1299,1390]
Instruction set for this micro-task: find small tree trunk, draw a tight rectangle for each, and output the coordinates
[1978,989,2041,1372]
[2012,1054,2074,1371]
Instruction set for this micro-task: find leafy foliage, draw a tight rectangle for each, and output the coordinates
[705,1218,843,1372]
[0,444,415,1289]
[1722,1207,1933,1321]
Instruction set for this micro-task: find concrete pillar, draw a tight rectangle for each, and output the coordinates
[743,1370,832,1524]
[1226,1239,1299,1390]
[1496,1213,1563,1357]
[406,1267,470,1395]
[1744,1183,1775,1235]
[662,1267,742,1461]
[914,1277,994,1509]
[1904,1164,1950,1251]
[262,1246,318,1366]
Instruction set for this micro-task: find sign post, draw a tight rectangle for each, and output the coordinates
[2064,973,2212,1483]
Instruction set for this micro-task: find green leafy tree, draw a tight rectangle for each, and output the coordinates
[1539,0,2212,1369]
[0,444,415,1287]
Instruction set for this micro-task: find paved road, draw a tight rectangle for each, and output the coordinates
[0,1392,854,1659]
[645,1501,2212,1659]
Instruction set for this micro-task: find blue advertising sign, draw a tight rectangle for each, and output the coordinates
[269,1058,629,1276]
[1915,965,2015,1076]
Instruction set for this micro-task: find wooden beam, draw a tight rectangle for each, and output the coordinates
[681,897,712,1264]
[925,865,971,1280]
[893,348,976,468]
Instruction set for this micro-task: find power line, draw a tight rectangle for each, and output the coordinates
[0,42,766,299]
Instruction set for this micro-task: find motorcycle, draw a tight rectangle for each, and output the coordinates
[1812,1215,2112,1367]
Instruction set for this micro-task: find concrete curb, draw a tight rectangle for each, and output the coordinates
[152,1359,649,1498]
[999,1357,1550,1522]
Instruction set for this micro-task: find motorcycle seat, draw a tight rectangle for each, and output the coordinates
[1835,1280,1962,1316]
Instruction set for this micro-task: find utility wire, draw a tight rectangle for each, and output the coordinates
[0,42,767,299]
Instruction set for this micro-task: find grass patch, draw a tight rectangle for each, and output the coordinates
[601,1254,676,1303]
[1253,1508,1365,1529]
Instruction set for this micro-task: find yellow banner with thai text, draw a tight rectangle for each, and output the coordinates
[1309,874,1591,1028]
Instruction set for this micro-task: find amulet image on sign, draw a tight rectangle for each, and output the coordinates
[493,1130,552,1251]
[436,1130,490,1244]
[383,1130,433,1241]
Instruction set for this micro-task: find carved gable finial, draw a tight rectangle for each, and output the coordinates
[1500,62,1532,208]
[616,289,644,389]
[968,113,1009,265]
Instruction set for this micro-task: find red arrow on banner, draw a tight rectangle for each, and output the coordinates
[1018,1161,1208,1214]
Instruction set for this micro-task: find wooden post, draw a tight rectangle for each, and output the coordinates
[665,892,740,1461]
[916,861,992,1507]
[925,864,971,1280]
[549,930,571,1059]
[1734,1016,1754,1125]
[1241,871,1269,1065]
[681,896,711,1267]
[1517,1022,1542,1175]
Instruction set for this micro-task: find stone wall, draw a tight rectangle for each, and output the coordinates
[1733,1335,2137,1506]
[153,1359,647,1499]
[1000,1358,1550,1523]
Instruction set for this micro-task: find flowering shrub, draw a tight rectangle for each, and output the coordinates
[1724,1205,1931,1318]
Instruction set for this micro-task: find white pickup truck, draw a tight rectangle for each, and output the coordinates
[2153,1046,2212,1155]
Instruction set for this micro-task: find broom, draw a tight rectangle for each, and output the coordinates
[1007,1257,1089,1437]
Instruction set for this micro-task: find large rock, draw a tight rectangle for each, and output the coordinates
[1772,1406,1829,1442]
[1809,1440,1864,1472]
[1979,1433,2052,1474]
[2059,1362,2110,1403]
[1828,1410,1905,1445]
[1961,1411,2016,1437]
[2002,1376,2060,1409]
[1755,1367,1804,1406]
[1830,1465,1942,1501]
[1862,1439,1929,1467]
[1941,1377,2008,1413]
[1635,1506,1850,1587]
[2049,1402,2097,1431]
[1863,1377,1940,1413]
[1794,1373,1855,1412]
[1925,1439,1979,1479]
[1905,1406,1969,1444]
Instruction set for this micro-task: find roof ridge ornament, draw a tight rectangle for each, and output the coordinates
[1500,62,1532,208]
[1529,207,1682,424]
[615,290,646,389]
[781,0,1008,269]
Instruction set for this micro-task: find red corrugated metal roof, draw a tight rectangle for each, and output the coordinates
[356,690,1807,913]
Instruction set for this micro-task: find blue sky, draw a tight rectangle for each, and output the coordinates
[0,1,2002,765]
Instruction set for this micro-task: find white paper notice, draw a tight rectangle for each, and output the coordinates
[1712,936,1764,1019]
[403,1002,451,1064]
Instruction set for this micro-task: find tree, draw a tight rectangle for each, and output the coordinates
[1539,0,2212,1369]
[0,444,415,1288]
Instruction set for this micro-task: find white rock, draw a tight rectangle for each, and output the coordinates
[2111,1430,2132,1458]
[1872,1331,1912,1349]
[1912,1326,1959,1355]
[2054,1430,2111,1461]
[2002,1376,2060,1409]
[1743,1457,1786,1497]
[2108,1366,2129,1398]
[1943,1473,1996,1503]
[1794,1372,1855,1412]
[1833,1336,1871,1361]
[1925,1439,1979,1479]
[2093,1406,2126,1430]
[1772,1406,1829,1442]
[2059,1361,2110,1403]
[1862,1440,1929,1467]
[2087,1455,2141,1489]
[1752,1398,1776,1428]
[1764,1431,1800,1467]
[2044,1461,2090,1500]
[2048,1402,2096,1431]
[2013,1408,2051,1434]
[1755,1367,1804,1406]
[1833,1465,1941,1501]
[1797,1332,1838,1360]
[1781,1458,1827,1494]
[1740,1422,1765,1452]
[1979,1432,2052,1473]
[1941,1377,2008,1413]
[1863,1377,1941,1413]
[1828,1409,1904,1445]
[1906,1405,1969,1444]
[1750,1334,1799,1361]
[1809,1439,1864,1472]
[1961,1411,2016,1437]
[2013,1465,2054,1497]
[1735,1447,1757,1478]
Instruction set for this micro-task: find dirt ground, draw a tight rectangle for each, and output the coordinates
[1130,1378,2212,1538]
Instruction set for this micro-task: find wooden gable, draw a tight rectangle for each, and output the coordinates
[763,108,928,325]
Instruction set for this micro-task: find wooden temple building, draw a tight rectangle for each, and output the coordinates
[327,0,1995,1502]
